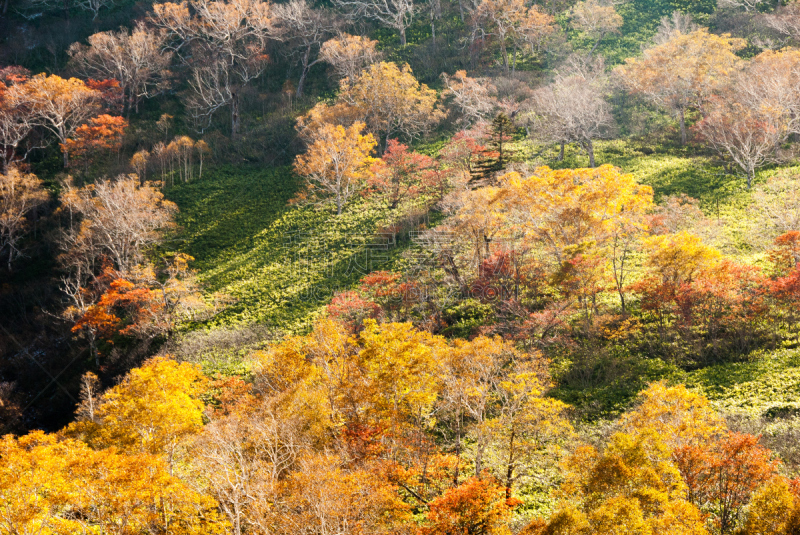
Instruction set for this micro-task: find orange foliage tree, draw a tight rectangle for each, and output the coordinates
[615,29,745,145]
[62,114,128,171]
[14,73,101,167]
[420,476,516,535]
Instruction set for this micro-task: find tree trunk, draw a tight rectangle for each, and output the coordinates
[297,46,312,98]
[747,167,754,189]
[558,141,565,161]
[457,0,464,21]
[400,26,407,46]
[63,148,70,168]
[512,44,517,73]
[231,91,240,139]
[2,0,9,17]
[590,34,603,56]
[679,107,687,146]
[586,139,595,168]
[500,40,510,73]
[505,429,516,500]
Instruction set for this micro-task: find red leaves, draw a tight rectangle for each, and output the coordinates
[326,290,382,332]
[366,139,445,209]
[471,251,516,302]
[86,78,124,113]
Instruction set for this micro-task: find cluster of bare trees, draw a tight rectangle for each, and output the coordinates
[131,135,210,188]
[525,56,615,167]
[68,23,173,115]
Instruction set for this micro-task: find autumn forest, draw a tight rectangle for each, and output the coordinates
[3,0,800,533]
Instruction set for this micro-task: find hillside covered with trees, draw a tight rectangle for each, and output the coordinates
[3,0,800,532]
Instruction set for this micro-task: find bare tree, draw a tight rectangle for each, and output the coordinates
[569,0,623,55]
[695,97,788,188]
[319,33,381,83]
[653,11,698,45]
[332,0,415,46]
[524,56,615,167]
[441,70,497,127]
[58,175,177,275]
[68,22,173,115]
[151,0,278,137]
[695,49,800,188]
[717,0,769,12]
[0,78,41,173]
[190,401,303,535]
[0,167,48,272]
[750,171,800,246]
[25,0,112,19]
[75,372,101,423]
[73,0,114,19]
[765,1,800,42]
[614,28,745,145]
[273,0,338,97]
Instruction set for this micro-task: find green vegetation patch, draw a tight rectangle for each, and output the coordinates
[167,165,407,332]
[685,348,800,417]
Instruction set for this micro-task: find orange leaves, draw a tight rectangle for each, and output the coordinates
[420,476,516,535]
[63,114,127,170]
[674,432,779,534]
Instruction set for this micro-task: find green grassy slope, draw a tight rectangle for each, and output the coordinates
[166,165,408,333]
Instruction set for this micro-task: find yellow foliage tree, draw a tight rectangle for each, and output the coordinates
[491,165,653,312]
[66,356,207,464]
[531,430,709,535]
[0,430,227,535]
[14,74,100,167]
[621,382,725,450]
[294,121,377,215]
[745,477,797,535]
[642,231,722,286]
[339,61,444,143]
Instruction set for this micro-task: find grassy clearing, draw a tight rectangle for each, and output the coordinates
[167,164,408,333]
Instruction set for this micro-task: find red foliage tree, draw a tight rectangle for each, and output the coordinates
[367,139,444,209]
[86,78,124,114]
[326,290,382,332]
